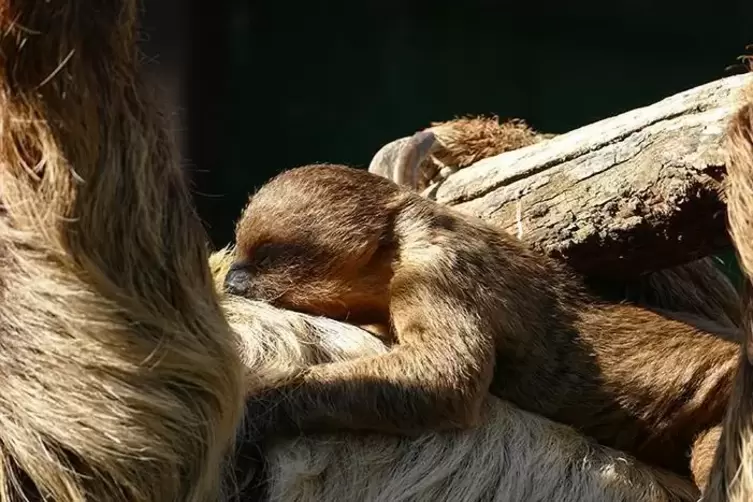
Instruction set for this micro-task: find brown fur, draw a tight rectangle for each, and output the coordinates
[369,114,742,330]
[692,425,723,490]
[227,164,739,482]
[369,117,740,331]
[369,116,554,191]
[0,1,724,501]
[701,83,753,502]
[0,1,245,500]
[212,248,699,502]
[429,116,556,170]
[625,258,741,331]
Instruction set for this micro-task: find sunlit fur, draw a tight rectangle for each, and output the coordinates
[0,2,244,500]
[212,248,698,502]
[0,2,745,500]
[231,160,740,485]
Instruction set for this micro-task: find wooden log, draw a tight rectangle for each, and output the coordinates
[424,74,753,280]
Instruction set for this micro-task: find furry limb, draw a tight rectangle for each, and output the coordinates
[212,249,699,502]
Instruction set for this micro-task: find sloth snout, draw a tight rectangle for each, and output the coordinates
[224,262,253,297]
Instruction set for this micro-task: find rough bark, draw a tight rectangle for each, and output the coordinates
[424,74,753,279]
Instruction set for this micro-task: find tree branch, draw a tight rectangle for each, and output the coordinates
[424,74,752,279]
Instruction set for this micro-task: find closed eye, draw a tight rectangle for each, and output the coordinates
[252,242,290,269]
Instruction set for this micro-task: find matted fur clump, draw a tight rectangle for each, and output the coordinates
[0,1,244,501]
[429,115,555,169]
[368,115,555,191]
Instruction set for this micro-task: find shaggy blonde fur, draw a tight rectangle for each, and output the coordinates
[0,1,245,500]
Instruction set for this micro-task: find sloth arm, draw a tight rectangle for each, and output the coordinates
[246,268,497,438]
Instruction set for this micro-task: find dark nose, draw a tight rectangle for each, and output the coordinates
[224,262,253,296]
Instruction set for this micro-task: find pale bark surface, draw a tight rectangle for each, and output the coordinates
[424,74,753,278]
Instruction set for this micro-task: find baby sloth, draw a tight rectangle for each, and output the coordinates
[227,164,737,479]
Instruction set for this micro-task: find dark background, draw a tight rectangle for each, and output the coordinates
[140,0,753,250]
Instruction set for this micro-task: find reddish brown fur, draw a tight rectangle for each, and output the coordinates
[228,163,738,481]
[0,1,245,500]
